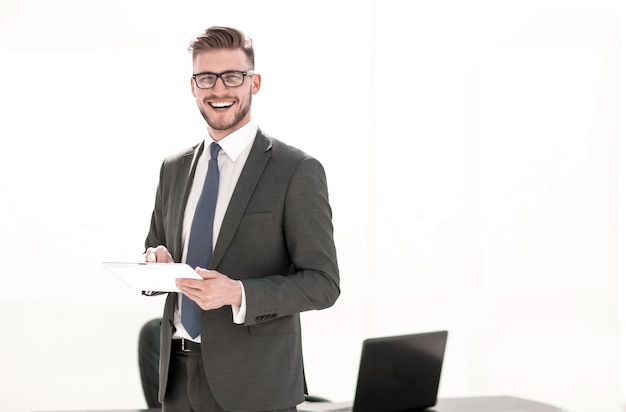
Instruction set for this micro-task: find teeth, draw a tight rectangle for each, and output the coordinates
[210,101,233,108]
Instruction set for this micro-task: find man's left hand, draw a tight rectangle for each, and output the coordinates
[176,268,243,310]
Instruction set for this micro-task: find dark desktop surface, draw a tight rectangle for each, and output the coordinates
[297,395,565,412]
[429,395,565,411]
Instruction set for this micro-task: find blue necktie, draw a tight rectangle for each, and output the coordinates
[183,142,221,338]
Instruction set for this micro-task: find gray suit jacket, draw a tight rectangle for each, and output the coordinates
[144,128,340,411]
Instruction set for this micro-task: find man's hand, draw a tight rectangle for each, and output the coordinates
[176,268,243,310]
[145,245,174,263]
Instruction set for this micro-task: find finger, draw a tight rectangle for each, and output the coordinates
[176,278,204,290]
[145,248,156,262]
[177,286,201,303]
[154,245,174,263]
[196,268,220,280]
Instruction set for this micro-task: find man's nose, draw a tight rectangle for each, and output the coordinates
[213,76,230,91]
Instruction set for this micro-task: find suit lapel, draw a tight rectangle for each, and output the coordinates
[210,131,272,267]
[172,143,203,262]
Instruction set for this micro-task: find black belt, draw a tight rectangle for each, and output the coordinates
[173,338,201,353]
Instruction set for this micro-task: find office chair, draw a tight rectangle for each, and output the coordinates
[138,318,330,408]
[137,318,161,408]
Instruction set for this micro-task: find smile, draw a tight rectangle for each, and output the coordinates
[209,101,235,109]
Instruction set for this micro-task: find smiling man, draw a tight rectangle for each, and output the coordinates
[142,26,340,412]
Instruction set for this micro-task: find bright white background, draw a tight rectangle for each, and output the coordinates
[0,1,624,411]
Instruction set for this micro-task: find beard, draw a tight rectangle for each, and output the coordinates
[198,92,252,132]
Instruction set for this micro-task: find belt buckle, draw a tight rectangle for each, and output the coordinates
[181,339,192,352]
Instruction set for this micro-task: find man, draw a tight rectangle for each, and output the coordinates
[143,26,340,412]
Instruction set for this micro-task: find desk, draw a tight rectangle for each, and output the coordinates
[429,395,565,411]
[38,395,566,412]
[297,395,565,412]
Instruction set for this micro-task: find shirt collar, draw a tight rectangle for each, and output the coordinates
[205,120,257,162]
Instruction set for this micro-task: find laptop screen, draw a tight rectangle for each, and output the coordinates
[352,330,448,412]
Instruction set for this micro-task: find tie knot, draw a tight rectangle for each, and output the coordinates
[210,142,221,160]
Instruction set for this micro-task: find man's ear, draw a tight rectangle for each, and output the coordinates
[251,74,261,95]
[191,77,197,97]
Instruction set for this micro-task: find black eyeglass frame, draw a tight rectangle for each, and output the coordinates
[192,70,255,89]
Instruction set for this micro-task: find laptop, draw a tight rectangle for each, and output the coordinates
[299,330,448,412]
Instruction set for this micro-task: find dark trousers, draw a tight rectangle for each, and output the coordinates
[164,346,297,412]
[139,319,298,412]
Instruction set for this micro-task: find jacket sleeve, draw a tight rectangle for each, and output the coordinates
[241,156,340,324]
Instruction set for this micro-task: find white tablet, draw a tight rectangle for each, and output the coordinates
[102,262,202,292]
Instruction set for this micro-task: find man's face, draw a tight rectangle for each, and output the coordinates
[191,49,260,141]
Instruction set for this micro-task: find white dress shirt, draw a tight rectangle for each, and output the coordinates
[172,120,257,341]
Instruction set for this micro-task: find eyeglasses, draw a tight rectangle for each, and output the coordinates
[192,70,254,89]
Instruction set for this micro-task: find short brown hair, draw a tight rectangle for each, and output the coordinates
[188,26,255,68]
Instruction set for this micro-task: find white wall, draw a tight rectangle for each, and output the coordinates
[0,1,623,412]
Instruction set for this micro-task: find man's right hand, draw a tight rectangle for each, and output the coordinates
[145,245,174,263]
